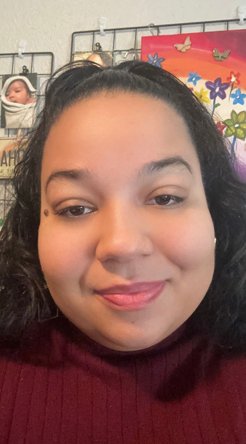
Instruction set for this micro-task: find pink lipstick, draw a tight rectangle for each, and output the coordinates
[95,281,165,311]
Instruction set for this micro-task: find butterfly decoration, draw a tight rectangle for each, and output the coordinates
[174,36,191,53]
[213,48,230,62]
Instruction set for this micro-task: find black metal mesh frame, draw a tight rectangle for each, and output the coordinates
[70,18,244,65]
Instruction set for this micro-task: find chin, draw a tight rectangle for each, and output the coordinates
[100,328,168,352]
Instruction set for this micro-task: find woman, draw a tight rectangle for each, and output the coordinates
[0,61,246,443]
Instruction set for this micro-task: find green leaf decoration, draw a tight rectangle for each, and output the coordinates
[225,127,235,137]
[223,119,233,126]
[238,111,246,123]
[222,119,235,126]
[236,128,246,140]
[231,110,238,124]
[214,103,221,108]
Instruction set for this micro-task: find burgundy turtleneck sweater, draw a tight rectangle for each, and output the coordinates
[0,319,246,444]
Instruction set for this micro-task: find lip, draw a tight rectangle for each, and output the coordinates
[95,280,165,294]
[95,281,165,311]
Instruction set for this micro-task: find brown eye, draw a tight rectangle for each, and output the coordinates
[56,205,94,217]
[146,194,184,207]
[69,206,85,216]
[155,195,172,205]
[155,195,184,206]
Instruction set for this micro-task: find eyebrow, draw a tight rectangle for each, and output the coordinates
[45,156,192,193]
[137,156,192,178]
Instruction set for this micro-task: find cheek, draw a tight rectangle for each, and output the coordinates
[154,208,215,270]
[38,224,91,280]
[22,93,27,103]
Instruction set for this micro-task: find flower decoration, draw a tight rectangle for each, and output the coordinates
[187,72,202,86]
[147,53,165,68]
[226,71,240,87]
[226,72,241,101]
[205,77,230,116]
[205,78,230,100]
[223,110,246,140]
[230,88,246,106]
[223,110,246,154]
[194,87,210,104]
[216,121,226,135]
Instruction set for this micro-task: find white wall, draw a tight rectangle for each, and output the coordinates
[0,0,244,69]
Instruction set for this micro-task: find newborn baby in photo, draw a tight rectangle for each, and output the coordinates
[1,76,36,129]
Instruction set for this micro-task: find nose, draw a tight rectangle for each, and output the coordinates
[95,203,153,263]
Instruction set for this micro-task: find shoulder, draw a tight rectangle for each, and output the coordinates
[0,318,71,366]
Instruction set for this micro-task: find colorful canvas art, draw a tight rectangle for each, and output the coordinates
[141,30,246,181]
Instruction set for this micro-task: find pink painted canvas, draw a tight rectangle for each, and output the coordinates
[141,30,246,181]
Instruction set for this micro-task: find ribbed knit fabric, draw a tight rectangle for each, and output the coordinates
[0,319,246,444]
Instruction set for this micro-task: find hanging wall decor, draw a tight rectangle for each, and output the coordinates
[73,43,113,66]
[1,69,37,130]
[141,30,246,181]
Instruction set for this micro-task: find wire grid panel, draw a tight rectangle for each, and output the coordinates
[71,18,246,65]
[0,179,14,227]
[0,52,54,224]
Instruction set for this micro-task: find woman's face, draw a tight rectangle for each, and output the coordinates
[38,92,215,351]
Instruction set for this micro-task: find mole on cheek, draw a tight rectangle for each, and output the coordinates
[44,209,49,217]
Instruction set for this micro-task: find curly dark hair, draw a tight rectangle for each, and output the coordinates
[0,60,246,349]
